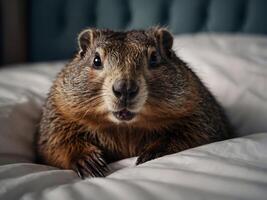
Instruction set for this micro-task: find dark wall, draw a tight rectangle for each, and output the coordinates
[0,0,27,66]
[0,2,2,66]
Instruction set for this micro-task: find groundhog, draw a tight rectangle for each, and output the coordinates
[37,27,232,178]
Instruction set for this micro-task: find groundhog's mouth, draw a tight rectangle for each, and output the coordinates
[112,109,136,121]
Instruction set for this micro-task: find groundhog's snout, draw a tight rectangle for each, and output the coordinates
[109,79,141,122]
[112,79,139,102]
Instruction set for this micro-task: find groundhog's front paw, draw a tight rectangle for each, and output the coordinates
[136,148,168,165]
[71,152,109,179]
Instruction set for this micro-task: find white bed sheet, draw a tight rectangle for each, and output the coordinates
[0,34,267,200]
[1,133,267,200]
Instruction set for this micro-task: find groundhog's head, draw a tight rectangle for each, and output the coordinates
[57,27,197,130]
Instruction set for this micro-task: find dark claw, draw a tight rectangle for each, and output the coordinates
[78,161,95,177]
[94,157,106,168]
[73,165,84,179]
[85,160,104,177]
[92,156,109,172]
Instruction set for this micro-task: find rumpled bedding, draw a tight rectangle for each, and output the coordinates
[0,34,267,200]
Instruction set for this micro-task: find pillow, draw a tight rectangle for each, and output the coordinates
[0,62,64,164]
[173,34,267,136]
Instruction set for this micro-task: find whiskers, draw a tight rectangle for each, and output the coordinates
[79,92,113,121]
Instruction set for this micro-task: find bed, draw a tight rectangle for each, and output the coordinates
[1,34,267,200]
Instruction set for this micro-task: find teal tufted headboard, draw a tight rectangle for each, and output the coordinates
[29,0,267,62]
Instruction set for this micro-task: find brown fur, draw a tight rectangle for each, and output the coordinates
[36,27,233,178]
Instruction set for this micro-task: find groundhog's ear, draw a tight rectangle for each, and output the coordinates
[78,29,100,57]
[150,27,173,57]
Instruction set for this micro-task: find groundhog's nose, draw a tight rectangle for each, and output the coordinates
[112,79,139,100]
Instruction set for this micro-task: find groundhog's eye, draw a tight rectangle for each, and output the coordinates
[149,51,158,68]
[93,53,102,70]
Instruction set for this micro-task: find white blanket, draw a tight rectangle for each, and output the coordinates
[1,133,267,200]
[0,34,267,200]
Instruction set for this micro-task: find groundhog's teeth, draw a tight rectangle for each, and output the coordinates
[113,109,135,121]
